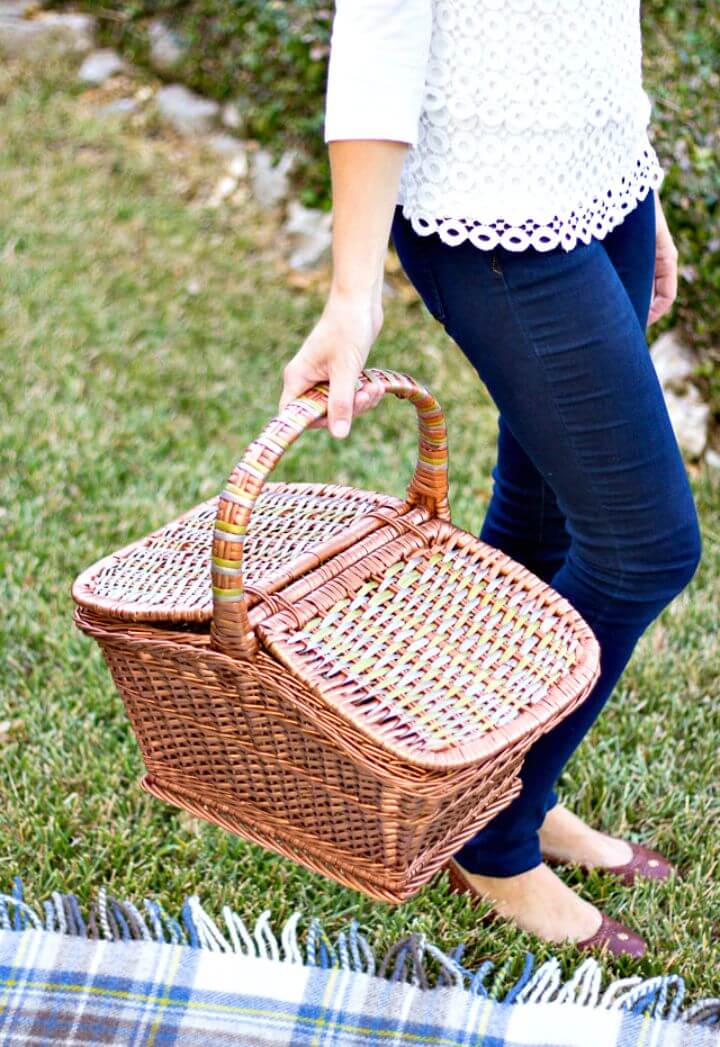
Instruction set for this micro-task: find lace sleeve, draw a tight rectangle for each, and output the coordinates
[323,0,432,147]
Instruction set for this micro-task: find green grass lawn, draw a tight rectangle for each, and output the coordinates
[1,58,719,1000]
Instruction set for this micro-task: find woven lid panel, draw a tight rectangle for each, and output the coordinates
[73,482,403,623]
[260,522,598,768]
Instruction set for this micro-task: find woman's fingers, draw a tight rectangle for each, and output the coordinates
[358,380,385,414]
[648,192,679,326]
[648,249,678,324]
[278,293,384,435]
[326,356,361,438]
[306,379,384,430]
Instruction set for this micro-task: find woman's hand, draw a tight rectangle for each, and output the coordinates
[648,190,679,326]
[278,289,386,438]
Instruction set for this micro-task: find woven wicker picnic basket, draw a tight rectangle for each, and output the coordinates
[72,367,600,904]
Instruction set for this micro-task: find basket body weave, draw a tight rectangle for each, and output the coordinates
[73,369,600,904]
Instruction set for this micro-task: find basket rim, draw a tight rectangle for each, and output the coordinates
[70,481,408,624]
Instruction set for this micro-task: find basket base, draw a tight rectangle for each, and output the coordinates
[139,772,522,905]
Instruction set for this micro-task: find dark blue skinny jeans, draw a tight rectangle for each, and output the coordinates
[390,190,702,877]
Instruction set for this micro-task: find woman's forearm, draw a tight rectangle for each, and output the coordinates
[327,139,409,302]
[278,139,406,436]
[276,0,431,432]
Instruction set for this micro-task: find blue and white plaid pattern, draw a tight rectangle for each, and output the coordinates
[1,928,719,1046]
[0,880,718,1046]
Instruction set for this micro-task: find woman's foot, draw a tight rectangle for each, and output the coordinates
[538,803,678,884]
[538,802,634,869]
[446,860,646,956]
[448,860,602,944]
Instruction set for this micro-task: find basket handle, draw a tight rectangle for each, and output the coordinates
[211,367,450,659]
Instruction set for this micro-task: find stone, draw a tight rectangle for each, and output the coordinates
[0,11,95,57]
[227,150,248,180]
[101,97,137,115]
[663,385,710,460]
[155,84,220,137]
[220,96,251,135]
[147,17,187,73]
[283,199,333,270]
[704,447,720,471]
[212,175,237,201]
[648,328,711,459]
[221,101,243,131]
[249,147,297,210]
[649,329,698,393]
[78,48,125,85]
[0,1,36,16]
[205,134,247,169]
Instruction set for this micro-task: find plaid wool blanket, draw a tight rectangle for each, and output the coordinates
[1,881,718,1046]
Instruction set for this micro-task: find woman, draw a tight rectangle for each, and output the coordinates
[278,0,702,957]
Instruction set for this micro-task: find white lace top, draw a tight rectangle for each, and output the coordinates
[323,0,665,252]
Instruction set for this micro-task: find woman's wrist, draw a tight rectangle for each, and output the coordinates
[325,277,384,345]
[329,273,384,309]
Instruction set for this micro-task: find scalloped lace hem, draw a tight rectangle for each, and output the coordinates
[398,146,665,253]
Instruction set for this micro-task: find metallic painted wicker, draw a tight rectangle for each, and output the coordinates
[72,367,601,903]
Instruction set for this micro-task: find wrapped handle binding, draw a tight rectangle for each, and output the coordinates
[211,367,450,659]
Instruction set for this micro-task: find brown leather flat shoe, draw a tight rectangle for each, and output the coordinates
[444,858,647,959]
[574,911,647,958]
[544,840,680,886]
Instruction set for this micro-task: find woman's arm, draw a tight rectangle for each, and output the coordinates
[279,141,407,438]
[279,0,432,439]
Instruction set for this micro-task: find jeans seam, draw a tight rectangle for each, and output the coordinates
[538,475,546,548]
[420,253,447,324]
[492,264,628,631]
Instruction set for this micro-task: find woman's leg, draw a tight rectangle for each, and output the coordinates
[480,415,571,585]
[479,194,658,582]
[390,198,702,884]
[478,190,663,839]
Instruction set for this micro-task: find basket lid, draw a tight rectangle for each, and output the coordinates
[72,482,406,624]
[257,517,601,769]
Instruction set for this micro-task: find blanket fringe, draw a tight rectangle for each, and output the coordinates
[0,877,716,1028]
